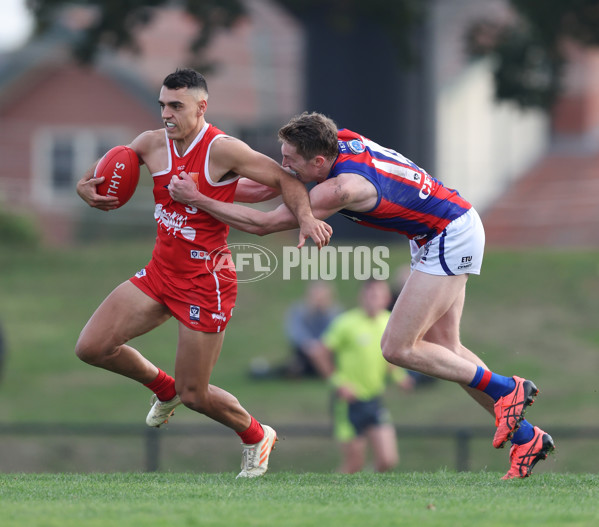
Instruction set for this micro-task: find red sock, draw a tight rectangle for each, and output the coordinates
[144,369,176,402]
[237,416,264,444]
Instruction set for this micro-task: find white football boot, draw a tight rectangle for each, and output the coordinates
[145,394,182,427]
[236,424,278,478]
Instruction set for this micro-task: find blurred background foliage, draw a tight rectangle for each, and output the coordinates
[0,207,40,247]
[25,0,599,109]
[27,0,245,68]
[467,0,599,108]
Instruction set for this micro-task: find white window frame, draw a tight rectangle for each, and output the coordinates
[32,126,131,208]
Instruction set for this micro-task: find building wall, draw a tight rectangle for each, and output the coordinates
[430,0,550,211]
[0,61,161,243]
[0,63,159,207]
[552,43,599,153]
[119,0,303,133]
[437,60,548,211]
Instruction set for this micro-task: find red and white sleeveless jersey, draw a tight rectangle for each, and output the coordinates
[150,123,239,278]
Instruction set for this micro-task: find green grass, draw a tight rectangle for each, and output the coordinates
[1,472,598,527]
[0,234,598,475]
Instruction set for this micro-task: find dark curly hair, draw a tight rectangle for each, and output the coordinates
[162,68,208,94]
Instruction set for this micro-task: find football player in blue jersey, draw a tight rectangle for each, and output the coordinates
[168,111,555,479]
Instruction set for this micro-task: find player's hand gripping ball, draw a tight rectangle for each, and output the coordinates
[94,146,140,208]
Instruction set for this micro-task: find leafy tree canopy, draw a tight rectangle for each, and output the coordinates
[26,0,424,65]
[467,0,599,109]
[25,1,599,110]
[26,0,245,65]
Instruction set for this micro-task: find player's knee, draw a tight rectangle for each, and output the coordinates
[74,333,119,366]
[179,388,211,415]
[74,336,101,364]
[381,336,412,368]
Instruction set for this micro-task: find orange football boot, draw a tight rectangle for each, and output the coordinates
[502,426,555,479]
[493,376,539,448]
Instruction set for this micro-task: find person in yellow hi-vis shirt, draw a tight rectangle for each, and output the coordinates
[311,279,414,473]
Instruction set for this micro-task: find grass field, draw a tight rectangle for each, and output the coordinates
[0,233,598,476]
[1,472,598,527]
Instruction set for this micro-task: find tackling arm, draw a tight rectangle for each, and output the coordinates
[234,178,282,203]
[208,137,331,247]
[169,174,350,241]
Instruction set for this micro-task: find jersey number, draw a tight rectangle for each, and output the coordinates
[365,138,432,200]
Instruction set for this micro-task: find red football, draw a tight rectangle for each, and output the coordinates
[94,145,140,208]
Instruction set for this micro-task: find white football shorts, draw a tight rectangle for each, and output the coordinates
[410,208,485,276]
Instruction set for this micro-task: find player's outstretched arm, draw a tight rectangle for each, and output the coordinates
[233,177,333,248]
[277,169,332,248]
[234,178,281,203]
[169,173,351,243]
[209,137,332,248]
[170,172,297,235]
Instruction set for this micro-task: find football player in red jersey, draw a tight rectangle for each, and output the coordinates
[168,111,555,479]
[75,71,332,478]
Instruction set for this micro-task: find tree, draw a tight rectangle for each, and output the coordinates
[27,1,599,110]
[26,0,245,66]
[467,0,599,109]
[26,0,423,67]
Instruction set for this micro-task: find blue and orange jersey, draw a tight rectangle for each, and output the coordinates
[327,129,471,246]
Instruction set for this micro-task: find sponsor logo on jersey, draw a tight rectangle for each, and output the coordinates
[190,305,200,321]
[418,173,434,199]
[135,268,147,278]
[190,250,211,260]
[154,204,196,241]
[419,241,431,263]
[339,211,363,223]
[348,139,366,154]
[337,139,365,155]
[458,255,473,270]
[211,312,227,323]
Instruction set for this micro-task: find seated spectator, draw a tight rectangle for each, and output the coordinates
[249,281,341,379]
[283,281,341,378]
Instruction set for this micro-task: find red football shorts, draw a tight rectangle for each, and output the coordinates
[129,259,237,332]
